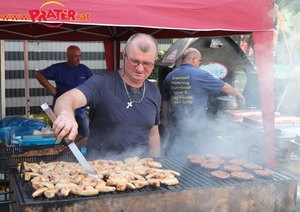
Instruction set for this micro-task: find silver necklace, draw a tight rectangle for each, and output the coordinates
[119,70,146,109]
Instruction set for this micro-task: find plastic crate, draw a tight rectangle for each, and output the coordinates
[0,153,76,171]
[19,136,57,146]
[0,144,75,171]
[0,143,64,154]
[0,170,12,211]
[0,126,34,143]
[0,153,11,171]
[6,154,76,167]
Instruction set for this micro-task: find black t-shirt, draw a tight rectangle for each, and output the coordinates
[77,70,161,160]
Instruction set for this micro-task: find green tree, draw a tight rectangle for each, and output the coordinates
[149,50,166,81]
[275,0,300,20]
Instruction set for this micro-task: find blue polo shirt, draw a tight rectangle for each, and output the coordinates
[39,62,93,115]
[161,63,225,128]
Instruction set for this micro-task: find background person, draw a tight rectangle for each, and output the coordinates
[35,45,93,141]
[161,47,245,156]
[52,33,161,160]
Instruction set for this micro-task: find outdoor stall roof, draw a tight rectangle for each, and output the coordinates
[0,0,276,167]
[0,0,274,70]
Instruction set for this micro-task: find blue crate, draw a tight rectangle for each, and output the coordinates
[19,136,57,146]
[0,126,34,143]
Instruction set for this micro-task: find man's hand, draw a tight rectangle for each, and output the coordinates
[52,114,78,141]
[236,93,246,106]
[50,87,57,96]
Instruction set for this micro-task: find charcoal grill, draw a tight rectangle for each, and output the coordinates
[9,157,297,212]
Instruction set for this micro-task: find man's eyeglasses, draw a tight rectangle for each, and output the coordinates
[125,53,155,68]
[194,57,202,65]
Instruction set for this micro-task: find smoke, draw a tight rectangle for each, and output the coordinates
[162,102,257,159]
[274,6,300,115]
[86,145,148,161]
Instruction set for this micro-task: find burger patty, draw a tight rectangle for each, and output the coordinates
[190,158,208,164]
[230,171,254,180]
[200,162,220,170]
[228,159,247,166]
[253,169,274,177]
[208,158,225,165]
[204,153,220,159]
[210,170,230,179]
[223,165,243,173]
[187,154,205,160]
[242,163,263,170]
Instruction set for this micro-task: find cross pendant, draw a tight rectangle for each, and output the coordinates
[126,101,133,109]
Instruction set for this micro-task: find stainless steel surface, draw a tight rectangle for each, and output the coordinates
[275,124,300,137]
[40,102,98,179]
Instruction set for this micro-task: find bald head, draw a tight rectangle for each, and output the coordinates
[66,45,81,67]
[182,47,202,68]
[182,48,201,61]
[67,45,81,57]
[125,33,159,57]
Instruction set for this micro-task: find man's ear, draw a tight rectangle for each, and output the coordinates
[122,50,127,59]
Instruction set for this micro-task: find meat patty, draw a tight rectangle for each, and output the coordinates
[208,158,225,165]
[188,154,208,164]
[190,158,208,164]
[230,171,254,180]
[187,154,205,160]
[200,162,220,170]
[253,169,274,177]
[242,163,263,170]
[228,159,247,166]
[204,153,220,159]
[223,165,243,173]
[210,170,230,179]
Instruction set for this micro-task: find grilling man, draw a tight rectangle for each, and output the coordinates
[50,33,161,160]
[161,47,245,156]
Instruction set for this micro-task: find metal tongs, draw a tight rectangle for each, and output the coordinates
[40,103,98,179]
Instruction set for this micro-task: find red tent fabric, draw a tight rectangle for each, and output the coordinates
[0,0,276,167]
[1,0,273,30]
[0,0,274,70]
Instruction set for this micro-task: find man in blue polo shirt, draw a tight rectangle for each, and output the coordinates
[161,47,245,156]
[35,45,93,139]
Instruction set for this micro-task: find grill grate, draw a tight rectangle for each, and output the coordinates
[159,157,295,189]
[10,156,296,206]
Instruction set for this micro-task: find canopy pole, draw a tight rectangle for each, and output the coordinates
[23,40,30,118]
[252,31,275,168]
[113,27,117,70]
[0,40,5,119]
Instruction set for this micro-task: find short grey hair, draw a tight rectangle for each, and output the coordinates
[182,48,200,61]
[125,33,158,57]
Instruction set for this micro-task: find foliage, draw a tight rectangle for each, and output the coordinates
[30,111,52,125]
[149,50,167,81]
[274,0,300,24]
